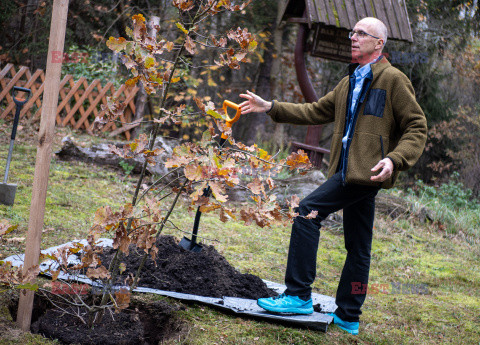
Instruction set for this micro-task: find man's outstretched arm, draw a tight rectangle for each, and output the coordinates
[239,84,340,126]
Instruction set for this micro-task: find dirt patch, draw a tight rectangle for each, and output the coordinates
[101,235,276,299]
[25,235,275,344]
[30,298,185,345]
[6,292,187,345]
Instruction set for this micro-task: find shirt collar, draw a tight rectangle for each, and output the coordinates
[348,55,384,77]
[354,62,372,79]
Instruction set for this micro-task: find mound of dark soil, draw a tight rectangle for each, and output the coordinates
[102,235,276,299]
[29,236,275,344]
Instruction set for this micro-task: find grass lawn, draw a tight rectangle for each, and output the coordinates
[1,125,479,344]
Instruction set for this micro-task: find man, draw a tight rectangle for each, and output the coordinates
[239,17,427,335]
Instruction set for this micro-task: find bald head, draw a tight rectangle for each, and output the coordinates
[356,17,388,47]
[351,17,389,65]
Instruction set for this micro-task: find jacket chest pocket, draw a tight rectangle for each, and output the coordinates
[364,88,386,118]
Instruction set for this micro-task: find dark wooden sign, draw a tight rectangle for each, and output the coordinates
[311,26,352,63]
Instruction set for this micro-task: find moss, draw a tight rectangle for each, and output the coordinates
[0,304,12,322]
[369,0,377,17]
[331,3,340,27]
[0,291,57,345]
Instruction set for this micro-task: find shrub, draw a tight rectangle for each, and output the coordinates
[61,44,123,87]
[406,176,480,237]
[412,105,480,197]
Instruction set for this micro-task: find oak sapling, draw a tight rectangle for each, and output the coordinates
[40,0,316,328]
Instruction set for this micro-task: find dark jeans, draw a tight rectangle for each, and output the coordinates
[284,172,379,322]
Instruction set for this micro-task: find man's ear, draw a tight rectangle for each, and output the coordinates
[375,39,385,50]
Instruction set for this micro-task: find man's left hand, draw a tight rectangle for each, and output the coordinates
[370,158,394,182]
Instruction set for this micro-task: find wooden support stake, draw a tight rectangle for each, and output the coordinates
[16,0,69,332]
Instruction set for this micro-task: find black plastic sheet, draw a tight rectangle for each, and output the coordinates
[5,239,335,331]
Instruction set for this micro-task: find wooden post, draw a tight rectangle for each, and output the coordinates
[16,0,69,331]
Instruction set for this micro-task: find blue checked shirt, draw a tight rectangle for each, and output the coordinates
[342,62,374,149]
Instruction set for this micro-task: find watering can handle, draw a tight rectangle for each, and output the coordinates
[221,100,241,139]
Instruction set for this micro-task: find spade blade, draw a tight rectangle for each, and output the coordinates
[0,183,17,206]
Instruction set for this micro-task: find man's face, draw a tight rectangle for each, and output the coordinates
[350,21,382,63]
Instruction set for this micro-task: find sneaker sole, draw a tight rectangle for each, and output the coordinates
[337,324,359,335]
[327,313,359,335]
[257,301,313,314]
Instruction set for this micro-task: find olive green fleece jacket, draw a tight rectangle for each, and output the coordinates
[268,58,427,189]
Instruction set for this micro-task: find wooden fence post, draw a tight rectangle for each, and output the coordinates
[16,0,69,332]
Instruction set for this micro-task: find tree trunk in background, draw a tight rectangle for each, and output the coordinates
[132,16,160,138]
[270,3,286,150]
[236,47,274,144]
[117,0,129,39]
[17,0,41,69]
[233,12,279,144]
[29,0,41,70]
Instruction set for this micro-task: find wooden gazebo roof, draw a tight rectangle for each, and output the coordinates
[280,0,413,42]
[279,0,413,63]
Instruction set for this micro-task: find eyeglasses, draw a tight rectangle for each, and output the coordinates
[348,30,380,39]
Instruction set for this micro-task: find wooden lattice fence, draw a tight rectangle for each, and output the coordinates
[0,63,139,140]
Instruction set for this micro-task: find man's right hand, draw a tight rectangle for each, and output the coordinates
[239,90,272,114]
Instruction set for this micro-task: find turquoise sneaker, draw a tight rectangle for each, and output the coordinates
[257,293,313,314]
[327,313,359,335]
